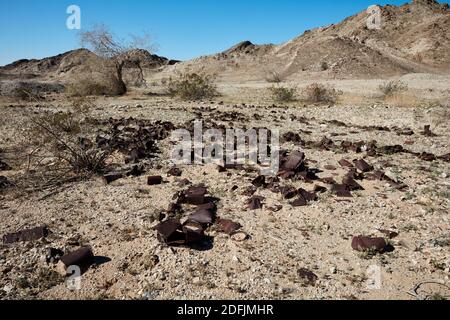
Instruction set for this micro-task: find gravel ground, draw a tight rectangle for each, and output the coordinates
[0,86,449,300]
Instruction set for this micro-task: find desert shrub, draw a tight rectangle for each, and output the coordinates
[412,52,424,63]
[65,76,124,97]
[31,112,108,174]
[20,108,110,188]
[379,80,408,97]
[270,86,296,102]
[10,87,41,102]
[320,61,329,71]
[265,71,283,83]
[304,83,339,103]
[165,72,218,100]
[2,81,64,102]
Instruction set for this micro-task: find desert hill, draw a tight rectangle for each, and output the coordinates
[0,48,177,81]
[0,0,449,89]
[158,0,450,82]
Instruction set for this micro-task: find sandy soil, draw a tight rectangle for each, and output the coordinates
[0,79,449,300]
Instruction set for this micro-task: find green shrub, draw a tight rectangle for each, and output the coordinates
[166,73,218,100]
[270,86,296,102]
[379,80,408,97]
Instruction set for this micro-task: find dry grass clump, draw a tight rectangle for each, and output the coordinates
[269,86,296,102]
[385,93,420,108]
[15,103,109,193]
[304,83,340,104]
[27,111,108,175]
[165,72,218,100]
[379,80,408,98]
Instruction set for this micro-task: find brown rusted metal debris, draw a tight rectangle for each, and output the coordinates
[167,167,183,177]
[154,219,205,246]
[183,186,208,205]
[147,176,163,185]
[248,196,265,210]
[188,209,215,225]
[342,176,364,191]
[298,188,317,202]
[365,170,386,181]
[419,152,436,162]
[339,159,354,168]
[251,175,267,188]
[3,226,49,244]
[103,173,125,184]
[422,125,437,137]
[354,159,374,172]
[280,186,298,199]
[351,236,393,253]
[182,221,205,244]
[290,197,307,207]
[216,218,242,235]
[291,189,317,207]
[280,151,305,172]
[439,153,450,162]
[331,184,353,198]
[197,202,216,212]
[57,246,94,275]
[155,219,184,244]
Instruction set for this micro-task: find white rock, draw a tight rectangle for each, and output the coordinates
[3,284,13,293]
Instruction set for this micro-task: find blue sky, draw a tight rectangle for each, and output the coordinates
[0,0,443,66]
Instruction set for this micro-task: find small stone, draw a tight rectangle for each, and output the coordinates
[3,283,13,293]
[231,232,248,242]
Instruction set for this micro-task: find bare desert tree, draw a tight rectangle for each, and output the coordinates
[79,24,157,93]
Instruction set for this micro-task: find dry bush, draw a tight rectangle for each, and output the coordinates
[320,61,329,71]
[412,52,424,63]
[379,80,408,98]
[2,81,64,102]
[65,74,124,97]
[17,105,109,193]
[269,86,296,102]
[28,112,108,174]
[165,72,218,100]
[304,83,339,104]
[265,70,283,83]
[10,87,42,102]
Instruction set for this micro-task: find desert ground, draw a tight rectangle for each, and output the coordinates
[0,73,449,300]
